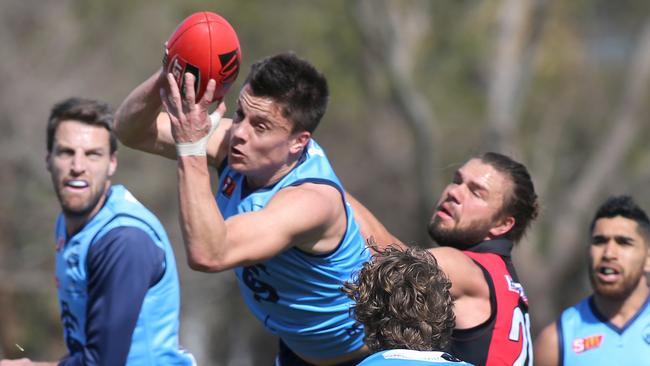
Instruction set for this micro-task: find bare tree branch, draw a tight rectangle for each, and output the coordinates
[487,0,533,154]
[523,19,650,331]
[548,20,650,271]
[353,0,439,243]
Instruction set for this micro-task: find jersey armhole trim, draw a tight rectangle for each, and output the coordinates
[451,260,497,339]
[557,317,564,366]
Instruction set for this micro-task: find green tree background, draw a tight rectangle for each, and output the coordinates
[1,0,649,364]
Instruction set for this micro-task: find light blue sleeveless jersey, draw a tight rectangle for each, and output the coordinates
[55,185,194,365]
[216,139,370,359]
[558,295,650,365]
[358,350,474,365]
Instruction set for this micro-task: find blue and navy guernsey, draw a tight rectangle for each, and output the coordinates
[557,294,650,365]
[216,139,371,359]
[358,350,473,365]
[55,185,194,365]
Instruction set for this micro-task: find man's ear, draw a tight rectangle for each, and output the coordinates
[643,243,650,274]
[108,152,118,177]
[289,131,311,155]
[45,153,52,172]
[489,216,515,238]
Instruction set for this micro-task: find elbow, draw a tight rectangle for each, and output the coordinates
[117,135,139,150]
[186,254,229,273]
[113,107,148,151]
[113,117,137,149]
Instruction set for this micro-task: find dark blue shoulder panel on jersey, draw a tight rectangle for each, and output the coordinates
[58,226,165,366]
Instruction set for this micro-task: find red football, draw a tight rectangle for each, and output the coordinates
[164,11,241,101]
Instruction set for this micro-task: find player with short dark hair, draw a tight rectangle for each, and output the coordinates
[115,52,371,365]
[534,195,650,365]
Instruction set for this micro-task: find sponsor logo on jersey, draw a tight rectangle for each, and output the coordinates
[56,236,65,251]
[572,334,603,353]
[505,274,528,302]
[222,176,236,198]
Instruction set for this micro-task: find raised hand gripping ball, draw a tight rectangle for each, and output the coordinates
[163,11,242,101]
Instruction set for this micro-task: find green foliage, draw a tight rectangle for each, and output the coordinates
[1,0,649,363]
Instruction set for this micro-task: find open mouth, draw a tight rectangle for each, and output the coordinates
[595,265,621,282]
[230,147,245,158]
[599,267,619,275]
[65,180,89,189]
[436,205,453,220]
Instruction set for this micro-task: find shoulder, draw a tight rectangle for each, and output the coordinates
[359,350,474,365]
[271,183,342,212]
[533,321,560,366]
[560,297,591,321]
[428,246,473,264]
[87,226,165,284]
[427,246,488,301]
[536,321,559,343]
[428,247,484,282]
[89,226,163,264]
[93,226,155,249]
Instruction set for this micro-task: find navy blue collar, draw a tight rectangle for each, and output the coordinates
[588,290,650,334]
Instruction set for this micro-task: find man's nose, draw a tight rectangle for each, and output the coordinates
[602,240,618,259]
[446,184,463,203]
[231,120,249,141]
[70,152,86,174]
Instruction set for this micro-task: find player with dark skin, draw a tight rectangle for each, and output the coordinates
[534,195,650,366]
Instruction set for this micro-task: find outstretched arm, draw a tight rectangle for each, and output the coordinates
[344,192,405,251]
[114,69,230,166]
[114,68,175,158]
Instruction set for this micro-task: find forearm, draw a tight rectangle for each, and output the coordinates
[114,69,167,152]
[345,192,405,250]
[177,156,228,272]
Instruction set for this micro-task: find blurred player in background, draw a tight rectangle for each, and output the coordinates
[350,152,538,365]
[115,52,371,365]
[343,246,473,365]
[534,195,650,365]
[0,98,194,366]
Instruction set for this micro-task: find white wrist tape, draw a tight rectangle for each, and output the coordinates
[176,111,222,157]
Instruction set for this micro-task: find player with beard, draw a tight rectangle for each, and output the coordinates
[534,195,650,365]
[1,98,194,366]
[350,152,539,365]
